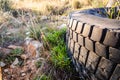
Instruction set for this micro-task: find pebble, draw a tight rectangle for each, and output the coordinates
[12,58,19,65]
[0,62,6,67]
[57,24,67,30]
[41,16,48,20]
[21,54,28,60]
[10,65,16,69]
[4,69,9,73]
[21,73,26,76]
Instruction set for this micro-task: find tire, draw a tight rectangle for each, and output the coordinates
[67,7,120,80]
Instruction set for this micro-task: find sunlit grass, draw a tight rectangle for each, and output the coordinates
[11,0,109,16]
[11,0,68,15]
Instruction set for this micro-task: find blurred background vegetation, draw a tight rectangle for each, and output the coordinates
[0,0,109,15]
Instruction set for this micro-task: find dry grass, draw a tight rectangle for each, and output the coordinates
[0,11,10,24]
[71,0,81,9]
[11,0,109,15]
[11,0,69,15]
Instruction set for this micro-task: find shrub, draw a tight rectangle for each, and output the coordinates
[27,25,41,41]
[45,28,66,47]
[35,60,42,68]
[11,48,24,56]
[44,28,71,70]
[51,43,71,69]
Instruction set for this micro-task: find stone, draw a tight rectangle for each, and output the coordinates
[24,37,34,45]
[0,62,6,67]
[10,65,16,68]
[0,48,11,58]
[41,16,48,20]
[25,32,30,35]
[60,16,67,20]
[57,24,67,30]
[8,45,23,50]
[25,40,43,58]
[4,69,9,73]
[12,58,19,66]
[21,73,26,76]
[20,54,28,60]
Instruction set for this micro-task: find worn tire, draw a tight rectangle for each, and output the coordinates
[67,7,120,80]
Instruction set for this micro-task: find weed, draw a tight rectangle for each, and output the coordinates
[106,1,120,19]
[51,43,71,69]
[5,55,16,64]
[45,28,66,47]
[35,60,42,68]
[11,48,24,56]
[28,25,41,41]
[34,75,51,80]
[44,28,71,70]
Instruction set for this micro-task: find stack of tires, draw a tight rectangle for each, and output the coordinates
[66,8,120,80]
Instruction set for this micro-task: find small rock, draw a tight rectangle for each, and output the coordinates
[21,54,28,60]
[0,48,12,57]
[0,62,6,67]
[4,69,9,73]
[6,32,12,35]
[41,16,48,20]
[25,32,30,35]
[24,37,34,45]
[21,73,26,76]
[12,58,19,66]
[31,41,43,58]
[57,24,67,30]
[25,40,43,58]
[8,45,23,50]
[60,16,67,19]
[10,65,16,69]
[31,41,43,49]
